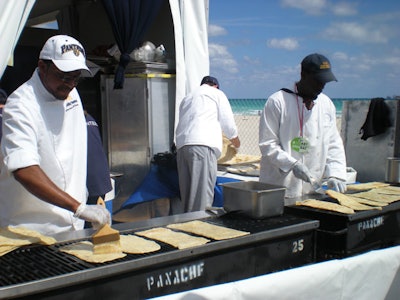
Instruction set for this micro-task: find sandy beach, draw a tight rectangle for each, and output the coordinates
[234,115,342,156]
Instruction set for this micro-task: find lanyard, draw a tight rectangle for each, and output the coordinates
[295,85,304,137]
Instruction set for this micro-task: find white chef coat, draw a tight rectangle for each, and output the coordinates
[175,84,238,157]
[0,69,87,235]
[259,89,346,198]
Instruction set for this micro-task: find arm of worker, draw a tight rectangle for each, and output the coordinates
[259,94,298,172]
[291,161,313,183]
[13,165,110,229]
[324,101,347,193]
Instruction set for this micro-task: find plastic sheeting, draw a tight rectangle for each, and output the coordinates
[119,164,239,211]
[0,0,36,79]
[169,0,210,135]
[152,245,400,300]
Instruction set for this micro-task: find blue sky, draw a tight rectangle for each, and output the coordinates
[208,0,400,99]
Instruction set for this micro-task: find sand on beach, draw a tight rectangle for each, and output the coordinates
[234,114,342,156]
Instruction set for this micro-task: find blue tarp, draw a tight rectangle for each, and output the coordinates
[120,164,240,210]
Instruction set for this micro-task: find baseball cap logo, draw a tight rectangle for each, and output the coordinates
[60,44,85,57]
[320,61,331,70]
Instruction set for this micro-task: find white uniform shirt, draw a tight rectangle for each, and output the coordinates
[259,89,346,198]
[0,69,87,235]
[175,84,238,157]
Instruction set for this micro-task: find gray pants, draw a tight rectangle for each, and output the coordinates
[177,145,217,212]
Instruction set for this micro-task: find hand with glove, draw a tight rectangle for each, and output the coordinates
[292,161,312,183]
[327,177,347,193]
[74,203,111,230]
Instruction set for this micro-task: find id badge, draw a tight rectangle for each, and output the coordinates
[291,136,309,153]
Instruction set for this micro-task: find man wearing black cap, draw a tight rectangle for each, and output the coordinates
[175,75,240,212]
[259,53,347,200]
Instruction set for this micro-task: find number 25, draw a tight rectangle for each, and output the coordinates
[292,239,304,253]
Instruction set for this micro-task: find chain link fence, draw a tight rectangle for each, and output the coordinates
[230,99,267,156]
[230,98,343,156]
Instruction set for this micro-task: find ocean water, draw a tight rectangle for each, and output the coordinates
[229,98,370,116]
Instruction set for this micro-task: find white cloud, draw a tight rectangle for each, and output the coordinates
[208,24,227,37]
[243,55,261,65]
[330,2,357,16]
[282,0,358,16]
[267,38,299,50]
[323,22,388,44]
[281,0,328,15]
[208,43,239,74]
[332,51,348,61]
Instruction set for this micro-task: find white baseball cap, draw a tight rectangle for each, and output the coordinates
[39,35,91,75]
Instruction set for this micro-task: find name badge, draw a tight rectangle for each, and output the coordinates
[291,137,309,153]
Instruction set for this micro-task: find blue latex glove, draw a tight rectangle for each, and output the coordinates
[327,177,347,193]
[292,161,312,183]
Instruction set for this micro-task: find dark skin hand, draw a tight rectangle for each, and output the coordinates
[14,166,80,213]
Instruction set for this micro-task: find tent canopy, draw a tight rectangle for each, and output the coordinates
[0,0,210,110]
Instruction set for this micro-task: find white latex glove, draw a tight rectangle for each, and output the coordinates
[74,203,111,230]
[292,161,312,183]
[327,177,347,193]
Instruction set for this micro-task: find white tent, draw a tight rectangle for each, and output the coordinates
[0,0,210,113]
[0,0,36,79]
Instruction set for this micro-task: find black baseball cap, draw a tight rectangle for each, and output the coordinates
[200,76,219,88]
[301,53,337,83]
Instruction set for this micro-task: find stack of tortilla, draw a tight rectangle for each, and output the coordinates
[296,182,400,214]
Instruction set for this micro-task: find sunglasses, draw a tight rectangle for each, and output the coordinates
[53,71,81,85]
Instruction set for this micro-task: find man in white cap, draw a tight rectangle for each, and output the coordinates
[259,53,347,201]
[0,35,110,235]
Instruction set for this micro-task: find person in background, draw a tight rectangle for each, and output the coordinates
[0,88,7,139]
[175,75,240,212]
[85,111,112,228]
[259,53,347,201]
[0,35,110,235]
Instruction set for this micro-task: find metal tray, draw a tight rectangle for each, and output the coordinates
[221,181,286,219]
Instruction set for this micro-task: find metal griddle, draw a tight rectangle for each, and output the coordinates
[285,196,400,260]
[0,211,318,299]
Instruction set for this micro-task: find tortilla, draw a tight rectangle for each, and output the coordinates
[167,220,250,240]
[218,154,261,166]
[296,199,355,214]
[59,234,161,263]
[0,245,20,256]
[0,228,38,246]
[0,226,57,257]
[350,190,400,204]
[218,135,238,164]
[7,226,57,245]
[326,190,382,211]
[60,241,126,263]
[135,227,210,249]
[120,234,161,254]
[346,182,390,191]
[226,164,260,177]
[374,186,400,195]
[351,197,388,207]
